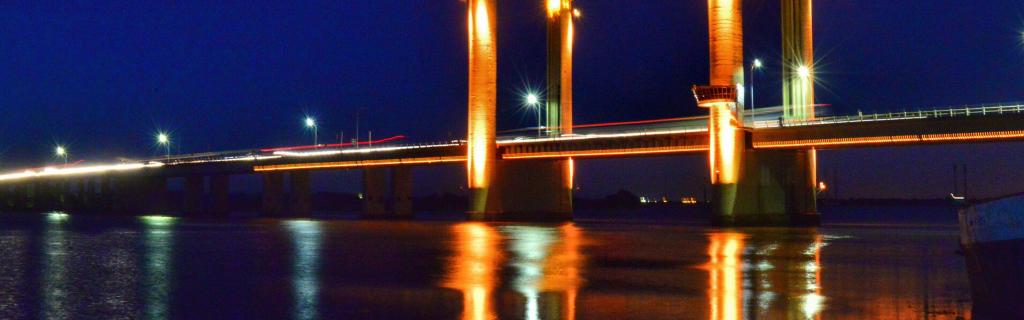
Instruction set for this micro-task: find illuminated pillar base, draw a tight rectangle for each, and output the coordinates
[468,159,573,221]
[713,148,820,227]
[288,171,311,217]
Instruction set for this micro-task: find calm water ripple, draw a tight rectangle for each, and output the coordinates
[0,212,972,319]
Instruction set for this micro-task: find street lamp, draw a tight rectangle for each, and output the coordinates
[304,117,318,146]
[55,145,68,165]
[750,59,763,121]
[525,93,542,136]
[798,65,811,79]
[156,132,171,159]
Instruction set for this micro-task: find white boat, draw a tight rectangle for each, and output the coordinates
[958,195,1024,318]
[959,195,1024,246]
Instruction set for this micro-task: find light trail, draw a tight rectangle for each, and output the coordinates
[0,162,165,182]
[258,134,405,152]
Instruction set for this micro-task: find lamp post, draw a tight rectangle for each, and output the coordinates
[157,132,171,159]
[750,59,763,122]
[55,145,68,165]
[305,117,318,146]
[525,93,542,137]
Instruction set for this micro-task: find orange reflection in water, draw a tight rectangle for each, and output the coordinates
[503,224,584,320]
[443,223,501,320]
[705,232,745,320]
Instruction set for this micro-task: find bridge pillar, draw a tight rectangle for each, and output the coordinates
[361,168,389,218]
[34,180,53,211]
[390,167,414,218]
[81,177,96,210]
[183,176,205,215]
[262,172,286,217]
[474,159,574,221]
[546,0,574,136]
[101,175,116,213]
[696,0,820,226]
[465,0,499,218]
[210,174,231,216]
[715,148,820,226]
[289,171,311,217]
[3,184,17,210]
[122,176,167,215]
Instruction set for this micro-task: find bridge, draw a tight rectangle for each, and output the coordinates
[1,0,1020,226]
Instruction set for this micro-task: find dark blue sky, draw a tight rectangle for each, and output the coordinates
[2,1,1023,198]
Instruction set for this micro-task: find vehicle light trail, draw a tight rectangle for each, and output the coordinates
[260,135,406,153]
[0,162,165,182]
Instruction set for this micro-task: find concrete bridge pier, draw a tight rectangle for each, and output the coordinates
[80,177,97,210]
[262,172,286,217]
[288,171,312,217]
[715,147,820,226]
[33,180,53,211]
[182,176,205,216]
[471,159,574,221]
[390,167,413,217]
[209,174,231,216]
[361,167,414,219]
[2,184,17,210]
[128,176,168,215]
[362,168,388,217]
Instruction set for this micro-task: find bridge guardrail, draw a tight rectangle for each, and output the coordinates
[753,103,1024,129]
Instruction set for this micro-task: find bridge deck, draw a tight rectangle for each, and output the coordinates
[2,106,1024,181]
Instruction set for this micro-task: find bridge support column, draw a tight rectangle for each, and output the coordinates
[546,0,574,136]
[34,181,52,211]
[3,184,17,210]
[473,159,573,221]
[97,176,112,213]
[361,168,389,218]
[124,176,167,215]
[183,176,204,216]
[289,171,311,217]
[84,177,97,210]
[390,167,414,218]
[698,0,818,226]
[465,0,499,218]
[210,175,231,216]
[262,172,285,217]
[716,148,820,226]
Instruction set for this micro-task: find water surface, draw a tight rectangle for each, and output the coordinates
[0,211,972,319]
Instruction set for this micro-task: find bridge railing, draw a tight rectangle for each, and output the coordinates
[753,102,1024,128]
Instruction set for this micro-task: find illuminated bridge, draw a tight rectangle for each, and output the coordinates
[1,0,1019,226]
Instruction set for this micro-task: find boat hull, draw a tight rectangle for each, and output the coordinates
[959,199,1024,318]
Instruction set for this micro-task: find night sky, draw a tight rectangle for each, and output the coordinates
[1,1,1023,199]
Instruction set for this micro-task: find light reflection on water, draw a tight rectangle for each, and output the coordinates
[0,213,974,319]
[42,212,69,320]
[284,220,322,320]
[141,215,176,320]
